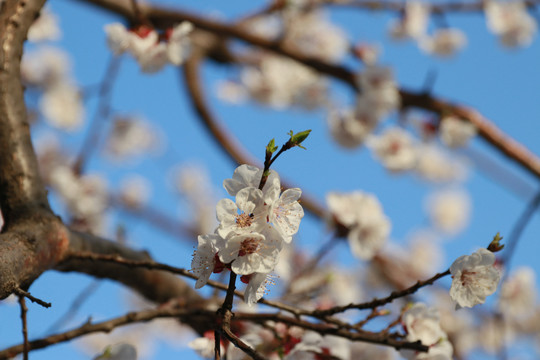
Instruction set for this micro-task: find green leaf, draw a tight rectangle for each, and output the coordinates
[266,138,278,154]
[487,232,504,253]
[288,129,312,150]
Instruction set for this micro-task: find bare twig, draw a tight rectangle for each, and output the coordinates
[500,190,540,269]
[0,304,216,360]
[14,288,52,308]
[17,296,29,360]
[311,269,451,317]
[44,280,101,335]
[73,55,122,175]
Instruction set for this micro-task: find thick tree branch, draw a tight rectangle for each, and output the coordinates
[0,0,51,226]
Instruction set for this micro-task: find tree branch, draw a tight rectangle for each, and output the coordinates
[0,0,51,226]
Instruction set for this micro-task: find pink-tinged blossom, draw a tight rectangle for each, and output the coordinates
[367,127,417,172]
[450,248,501,308]
[439,116,477,148]
[326,191,391,260]
[420,28,467,57]
[485,0,537,47]
[400,303,453,360]
[191,234,226,289]
[219,226,283,275]
[389,1,430,40]
[188,331,225,359]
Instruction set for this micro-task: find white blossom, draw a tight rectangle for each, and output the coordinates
[240,55,327,109]
[21,46,71,88]
[28,7,61,42]
[166,22,193,65]
[426,189,471,235]
[389,1,429,40]
[105,116,161,161]
[326,191,391,260]
[119,175,151,209]
[283,11,349,63]
[268,188,304,243]
[223,164,280,204]
[191,234,226,289]
[216,187,267,238]
[485,0,537,47]
[420,28,467,57]
[415,144,467,183]
[498,266,537,318]
[450,248,501,308]
[188,332,224,359]
[327,100,380,149]
[400,303,453,360]
[439,116,477,148]
[358,66,400,117]
[367,127,417,172]
[40,82,84,131]
[244,272,274,306]
[219,226,283,275]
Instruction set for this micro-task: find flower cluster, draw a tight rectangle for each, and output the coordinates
[450,248,501,308]
[485,0,537,48]
[105,22,193,73]
[191,165,304,305]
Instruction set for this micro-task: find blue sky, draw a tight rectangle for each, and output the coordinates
[1,0,540,359]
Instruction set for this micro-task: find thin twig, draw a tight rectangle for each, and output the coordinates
[13,288,52,308]
[73,56,122,175]
[311,269,451,317]
[500,190,540,269]
[44,280,101,335]
[17,296,29,360]
[0,304,215,360]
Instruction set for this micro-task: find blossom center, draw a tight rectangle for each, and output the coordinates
[459,269,477,286]
[236,213,253,228]
[238,237,260,257]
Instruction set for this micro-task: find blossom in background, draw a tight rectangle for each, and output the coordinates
[426,189,471,235]
[367,127,417,172]
[21,46,71,88]
[498,266,537,318]
[439,116,477,148]
[358,66,400,117]
[283,10,349,63]
[420,28,467,57]
[485,0,537,47]
[104,22,193,72]
[415,144,468,183]
[400,303,453,360]
[240,55,327,109]
[118,175,151,209]
[39,82,84,131]
[105,115,162,161]
[389,1,429,40]
[326,191,391,260]
[27,7,61,42]
[450,248,501,308]
[94,343,136,360]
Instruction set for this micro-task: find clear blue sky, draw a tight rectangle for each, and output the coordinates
[1,0,540,359]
